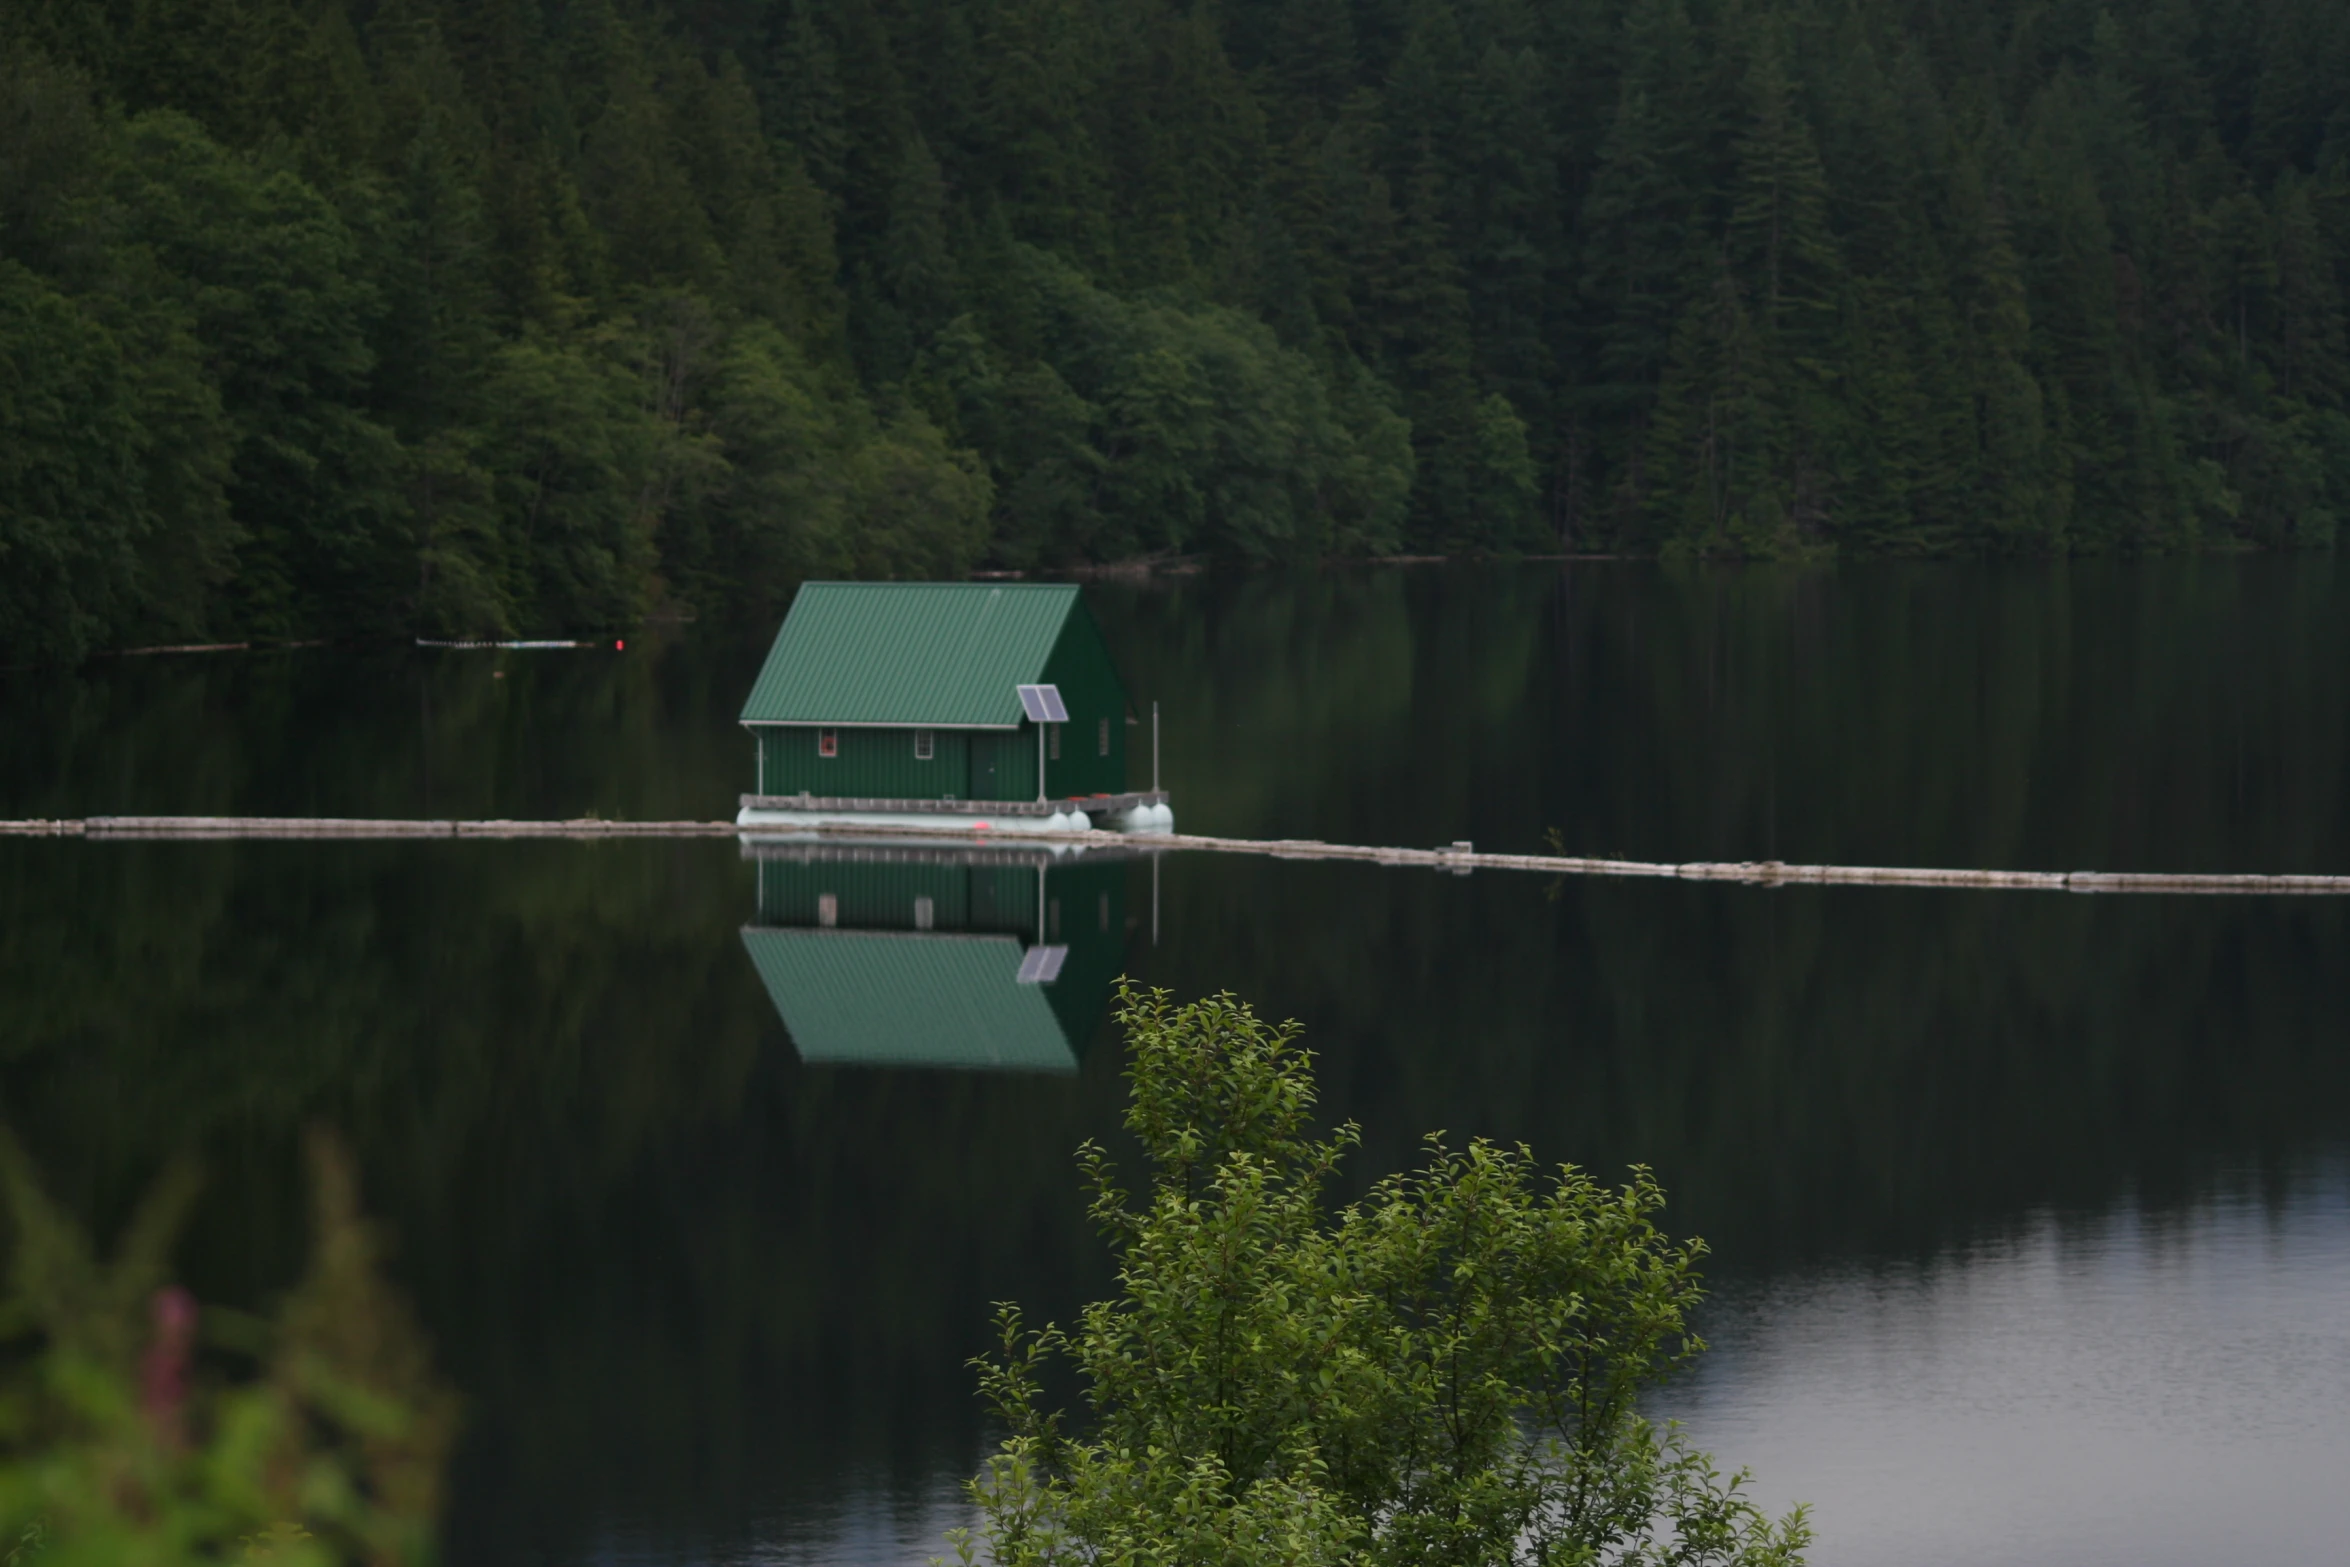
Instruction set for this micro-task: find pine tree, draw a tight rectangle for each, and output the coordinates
[769,0,847,196]
[1460,41,1558,467]
[882,132,961,350]
[1270,0,1358,129]
[972,0,1109,262]
[1726,29,1840,361]
[1949,143,2065,545]
[1718,24,1843,544]
[2273,169,2348,402]
[1574,0,1707,536]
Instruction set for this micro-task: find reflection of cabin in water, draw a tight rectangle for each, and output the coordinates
[735,582,1172,834]
[739,844,1134,1072]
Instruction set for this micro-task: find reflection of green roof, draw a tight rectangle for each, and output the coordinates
[740,927,1077,1073]
[740,582,1082,727]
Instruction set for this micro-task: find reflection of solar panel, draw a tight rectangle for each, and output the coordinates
[1015,945,1068,983]
[1016,683,1069,723]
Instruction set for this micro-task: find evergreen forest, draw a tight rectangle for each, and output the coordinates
[5,0,2349,660]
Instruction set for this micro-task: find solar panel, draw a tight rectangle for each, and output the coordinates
[1015,944,1069,983]
[1015,683,1069,723]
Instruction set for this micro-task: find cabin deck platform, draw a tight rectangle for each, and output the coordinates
[738,789,1169,819]
[736,788,1173,836]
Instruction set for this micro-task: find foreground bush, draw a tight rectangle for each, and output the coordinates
[0,1131,455,1566]
[955,986,1809,1567]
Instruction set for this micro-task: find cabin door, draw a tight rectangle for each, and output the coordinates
[971,734,1000,799]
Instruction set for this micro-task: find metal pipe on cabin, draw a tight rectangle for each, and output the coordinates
[1036,722,1046,804]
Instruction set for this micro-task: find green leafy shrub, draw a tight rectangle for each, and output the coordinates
[955,986,1809,1567]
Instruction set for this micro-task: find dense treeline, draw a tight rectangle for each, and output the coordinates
[4,0,2349,659]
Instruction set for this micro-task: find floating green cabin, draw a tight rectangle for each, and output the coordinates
[738,582,1136,808]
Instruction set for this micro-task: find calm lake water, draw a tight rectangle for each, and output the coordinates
[4,559,2347,1566]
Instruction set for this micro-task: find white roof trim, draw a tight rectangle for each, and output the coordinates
[740,719,1024,731]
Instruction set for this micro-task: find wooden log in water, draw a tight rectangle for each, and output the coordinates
[2061,870,2350,895]
[5,815,2350,893]
[450,819,739,837]
[1052,830,2350,894]
[1674,859,2071,890]
[86,816,460,837]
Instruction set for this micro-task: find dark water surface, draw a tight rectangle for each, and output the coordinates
[4,560,2347,1566]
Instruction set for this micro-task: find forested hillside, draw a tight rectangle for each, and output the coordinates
[4,0,2348,659]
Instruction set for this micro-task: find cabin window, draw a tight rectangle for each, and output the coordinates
[817,893,838,927]
[913,895,934,931]
[817,728,839,758]
[1098,717,1110,756]
[1049,724,1061,761]
[914,728,934,760]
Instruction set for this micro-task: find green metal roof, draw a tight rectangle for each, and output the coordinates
[739,927,1078,1072]
[740,582,1082,727]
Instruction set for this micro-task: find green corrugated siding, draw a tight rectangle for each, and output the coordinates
[970,728,1039,801]
[755,724,1044,802]
[758,725,972,798]
[740,928,1077,1072]
[1040,601,1128,799]
[741,583,1081,726]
